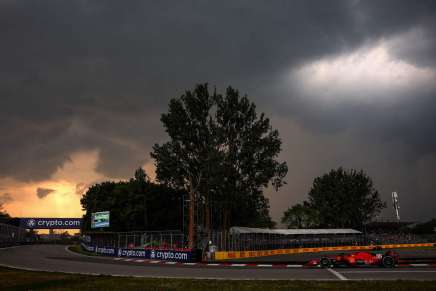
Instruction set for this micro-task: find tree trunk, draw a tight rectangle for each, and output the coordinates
[205,196,210,240]
[223,206,230,231]
[188,188,195,249]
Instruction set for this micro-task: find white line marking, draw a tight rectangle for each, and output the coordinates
[0,262,338,280]
[341,270,436,274]
[207,263,220,266]
[135,260,144,263]
[230,264,246,267]
[410,264,429,267]
[327,268,348,281]
[257,264,273,267]
[183,263,197,265]
[64,246,84,257]
[149,260,160,264]
[286,264,303,268]
[164,261,177,265]
[64,245,102,258]
[63,245,112,260]
[0,245,22,250]
[124,259,133,262]
[113,258,122,261]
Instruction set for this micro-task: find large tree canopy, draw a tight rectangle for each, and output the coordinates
[282,167,386,230]
[151,84,287,230]
[281,202,317,229]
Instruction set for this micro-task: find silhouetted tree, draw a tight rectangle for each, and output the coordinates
[305,167,386,229]
[281,202,317,228]
[80,168,185,232]
[0,203,10,223]
[151,84,287,230]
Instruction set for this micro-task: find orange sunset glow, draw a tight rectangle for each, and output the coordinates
[1,149,156,219]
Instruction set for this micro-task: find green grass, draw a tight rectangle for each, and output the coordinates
[1,267,436,291]
[67,244,99,256]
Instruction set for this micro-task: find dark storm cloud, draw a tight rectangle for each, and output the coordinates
[355,0,436,67]
[0,0,365,181]
[271,87,436,161]
[1,1,435,220]
[265,0,436,159]
[36,187,55,199]
[75,183,89,196]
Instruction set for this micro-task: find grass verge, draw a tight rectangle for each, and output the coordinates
[1,267,436,291]
[67,244,99,256]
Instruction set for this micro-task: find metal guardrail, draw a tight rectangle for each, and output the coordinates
[213,242,436,260]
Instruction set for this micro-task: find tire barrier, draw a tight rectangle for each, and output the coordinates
[213,242,436,260]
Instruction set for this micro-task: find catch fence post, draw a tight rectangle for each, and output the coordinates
[223,231,226,251]
[170,233,173,248]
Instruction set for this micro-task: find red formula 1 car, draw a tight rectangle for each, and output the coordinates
[307,250,399,268]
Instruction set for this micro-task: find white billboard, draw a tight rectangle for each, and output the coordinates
[91,211,110,228]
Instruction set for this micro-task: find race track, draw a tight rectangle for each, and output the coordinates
[1,245,436,281]
[229,248,436,264]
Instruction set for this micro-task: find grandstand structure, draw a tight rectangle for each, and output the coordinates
[206,227,364,251]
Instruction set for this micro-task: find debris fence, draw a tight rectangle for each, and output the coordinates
[0,222,26,247]
[84,230,436,252]
[83,230,186,249]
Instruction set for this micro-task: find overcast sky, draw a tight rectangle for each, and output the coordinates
[1,0,435,223]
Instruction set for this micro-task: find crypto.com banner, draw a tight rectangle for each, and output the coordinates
[80,242,196,262]
[20,218,82,229]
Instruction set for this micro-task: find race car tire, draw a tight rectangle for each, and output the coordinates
[382,255,395,268]
[320,257,332,268]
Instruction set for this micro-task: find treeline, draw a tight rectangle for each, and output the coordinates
[2,84,285,234]
[281,167,386,230]
[82,84,288,232]
[80,168,186,232]
[80,167,276,232]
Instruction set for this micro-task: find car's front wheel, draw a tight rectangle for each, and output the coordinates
[320,257,332,268]
[382,255,395,268]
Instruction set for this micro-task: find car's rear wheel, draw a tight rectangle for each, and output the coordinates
[320,257,332,268]
[382,255,395,268]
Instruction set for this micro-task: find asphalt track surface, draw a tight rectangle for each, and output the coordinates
[1,245,436,281]
[229,248,436,264]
